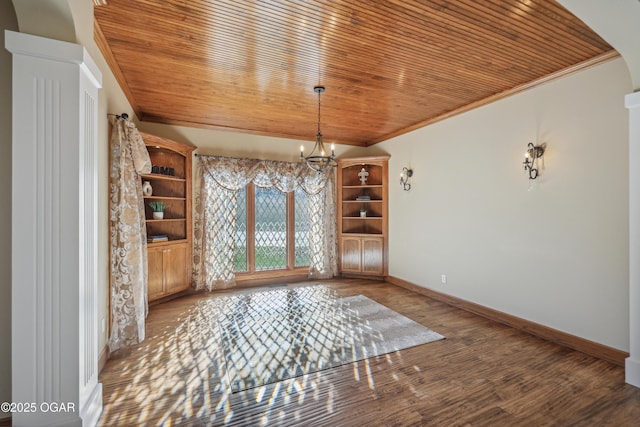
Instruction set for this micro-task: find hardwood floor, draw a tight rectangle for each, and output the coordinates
[98,279,640,426]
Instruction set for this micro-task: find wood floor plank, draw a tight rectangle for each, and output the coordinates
[98,279,640,426]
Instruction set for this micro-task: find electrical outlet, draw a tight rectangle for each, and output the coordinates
[441,274,447,284]
[101,318,106,333]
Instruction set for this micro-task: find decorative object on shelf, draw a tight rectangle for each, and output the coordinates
[151,165,176,176]
[360,208,367,218]
[400,167,413,191]
[356,195,371,201]
[300,85,336,172]
[149,201,165,219]
[358,167,369,184]
[142,180,153,196]
[523,142,545,180]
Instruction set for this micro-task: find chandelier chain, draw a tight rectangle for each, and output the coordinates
[317,87,322,136]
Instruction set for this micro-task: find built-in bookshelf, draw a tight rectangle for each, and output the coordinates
[139,132,195,302]
[336,156,389,278]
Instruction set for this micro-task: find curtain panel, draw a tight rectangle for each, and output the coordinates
[193,156,337,291]
[108,117,152,351]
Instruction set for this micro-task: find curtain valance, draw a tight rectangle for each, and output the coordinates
[198,155,331,194]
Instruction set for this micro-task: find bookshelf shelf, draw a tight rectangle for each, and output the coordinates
[140,173,186,183]
[144,196,187,201]
[147,239,188,248]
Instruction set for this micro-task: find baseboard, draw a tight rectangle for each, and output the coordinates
[626,357,640,387]
[339,273,386,281]
[386,275,628,367]
[99,344,109,373]
[149,289,190,306]
[80,382,103,427]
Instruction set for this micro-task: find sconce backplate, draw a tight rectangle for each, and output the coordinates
[527,143,545,159]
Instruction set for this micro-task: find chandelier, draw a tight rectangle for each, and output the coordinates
[300,85,336,172]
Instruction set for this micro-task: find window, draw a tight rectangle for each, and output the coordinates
[233,184,311,274]
[192,156,336,291]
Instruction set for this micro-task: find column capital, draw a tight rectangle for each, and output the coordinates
[5,30,102,88]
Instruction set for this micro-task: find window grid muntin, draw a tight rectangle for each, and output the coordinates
[233,186,248,272]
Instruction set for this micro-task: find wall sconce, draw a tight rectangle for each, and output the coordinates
[523,143,545,180]
[400,167,413,191]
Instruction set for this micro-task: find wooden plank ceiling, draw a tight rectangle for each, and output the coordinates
[94,0,613,146]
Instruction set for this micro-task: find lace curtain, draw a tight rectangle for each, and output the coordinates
[193,156,337,290]
[108,117,152,351]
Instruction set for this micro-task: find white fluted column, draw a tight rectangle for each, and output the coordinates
[628,90,640,388]
[6,31,103,426]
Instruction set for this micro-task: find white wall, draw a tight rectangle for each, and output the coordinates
[139,121,352,162]
[10,1,633,368]
[12,0,75,43]
[558,0,640,91]
[0,2,19,417]
[379,58,631,351]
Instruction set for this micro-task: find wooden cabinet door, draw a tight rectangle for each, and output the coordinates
[164,243,189,294]
[147,247,165,301]
[341,237,362,273]
[362,237,384,275]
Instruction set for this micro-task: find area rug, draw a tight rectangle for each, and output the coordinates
[216,285,445,392]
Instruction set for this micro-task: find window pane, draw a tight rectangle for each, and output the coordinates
[234,187,248,272]
[255,186,287,271]
[294,188,311,267]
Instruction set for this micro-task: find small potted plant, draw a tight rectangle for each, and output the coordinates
[360,208,367,218]
[149,201,165,219]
